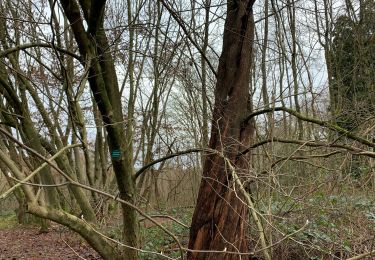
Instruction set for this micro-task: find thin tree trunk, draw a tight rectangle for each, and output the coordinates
[287,0,303,139]
[201,0,210,148]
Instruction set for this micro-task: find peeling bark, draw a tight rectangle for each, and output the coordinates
[188,1,256,259]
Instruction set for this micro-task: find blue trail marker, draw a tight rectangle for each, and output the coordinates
[111,149,121,159]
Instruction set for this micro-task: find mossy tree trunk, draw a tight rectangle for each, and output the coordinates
[60,1,139,258]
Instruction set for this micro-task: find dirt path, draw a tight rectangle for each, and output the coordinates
[0,226,101,260]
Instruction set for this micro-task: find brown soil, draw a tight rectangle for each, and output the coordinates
[0,226,102,260]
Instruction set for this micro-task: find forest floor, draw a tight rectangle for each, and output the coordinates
[0,207,192,260]
[0,222,101,260]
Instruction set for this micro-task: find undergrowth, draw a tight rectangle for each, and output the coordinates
[0,211,19,230]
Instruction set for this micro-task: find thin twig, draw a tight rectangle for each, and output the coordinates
[346,250,375,260]
[62,239,87,260]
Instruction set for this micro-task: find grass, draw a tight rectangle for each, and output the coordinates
[0,212,19,230]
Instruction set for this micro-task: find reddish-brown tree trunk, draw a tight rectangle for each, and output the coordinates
[188,1,256,259]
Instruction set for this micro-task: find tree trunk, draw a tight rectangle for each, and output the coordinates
[59,1,140,258]
[188,1,256,259]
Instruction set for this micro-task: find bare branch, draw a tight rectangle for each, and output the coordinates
[134,148,203,179]
[243,107,375,148]
[240,137,375,158]
[0,42,82,61]
[158,0,218,77]
[0,143,80,199]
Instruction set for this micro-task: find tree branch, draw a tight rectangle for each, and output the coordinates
[0,42,82,61]
[158,0,218,77]
[26,203,120,259]
[135,133,375,181]
[243,107,375,148]
[240,137,375,157]
[0,144,80,200]
[134,148,203,180]
[0,126,184,259]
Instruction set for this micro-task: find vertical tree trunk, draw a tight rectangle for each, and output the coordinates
[201,0,210,148]
[188,1,255,259]
[287,0,304,139]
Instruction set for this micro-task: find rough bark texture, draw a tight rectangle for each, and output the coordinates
[188,1,256,259]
